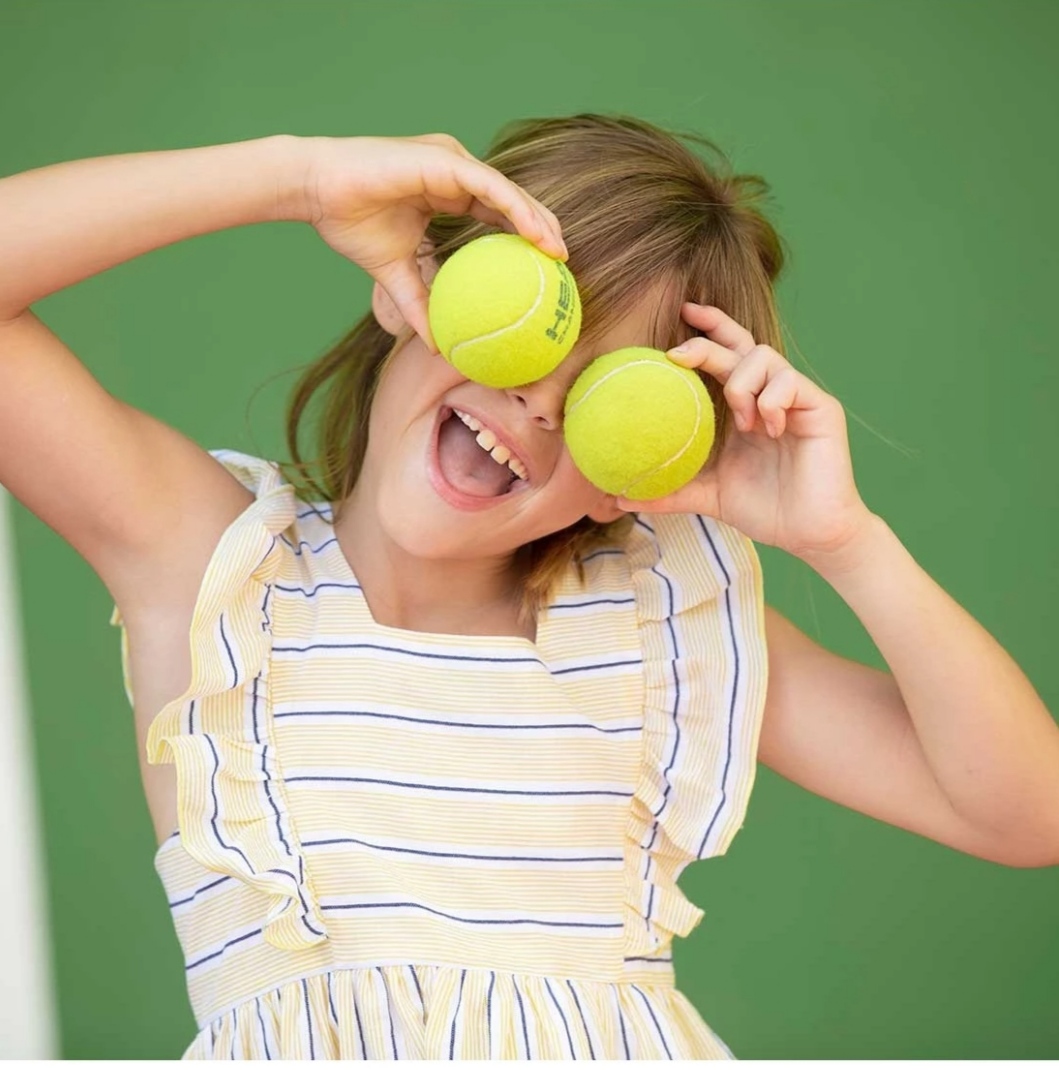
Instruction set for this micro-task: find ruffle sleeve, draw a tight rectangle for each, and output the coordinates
[109,448,327,951]
[621,512,769,961]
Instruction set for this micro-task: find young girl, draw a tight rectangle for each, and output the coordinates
[1,114,1056,1061]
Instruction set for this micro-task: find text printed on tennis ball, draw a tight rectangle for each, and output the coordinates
[544,260,577,350]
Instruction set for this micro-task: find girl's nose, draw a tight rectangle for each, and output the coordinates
[504,373,568,432]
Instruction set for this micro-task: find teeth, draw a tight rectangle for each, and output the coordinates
[453,408,528,482]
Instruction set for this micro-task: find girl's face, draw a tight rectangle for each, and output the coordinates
[355,284,666,565]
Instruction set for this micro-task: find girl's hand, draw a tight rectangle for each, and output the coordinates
[619,302,876,562]
[300,134,567,351]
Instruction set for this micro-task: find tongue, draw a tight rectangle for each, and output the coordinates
[437,415,514,498]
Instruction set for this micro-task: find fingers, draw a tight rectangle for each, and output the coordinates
[374,259,437,354]
[411,133,567,259]
[615,471,720,517]
[667,333,741,380]
[677,303,756,356]
[666,303,811,437]
[451,156,567,260]
[753,366,802,438]
[463,200,515,232]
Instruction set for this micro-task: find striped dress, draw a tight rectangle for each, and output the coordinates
[110,449,769,1060]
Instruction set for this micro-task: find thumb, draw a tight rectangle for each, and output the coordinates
[616,470,720,517]
[373,259,437,354]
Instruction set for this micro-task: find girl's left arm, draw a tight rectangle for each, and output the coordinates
[625,303,1059,868]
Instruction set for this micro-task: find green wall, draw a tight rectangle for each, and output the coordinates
[2,0,1057,1059]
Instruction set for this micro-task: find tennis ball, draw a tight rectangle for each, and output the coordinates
[564,347,716,501]
[427,233,582,388]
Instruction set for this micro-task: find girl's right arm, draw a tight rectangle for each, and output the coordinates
[0,133,563,623]
[0,134,315,619]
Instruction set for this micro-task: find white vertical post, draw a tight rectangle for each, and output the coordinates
[0,486,59,1058]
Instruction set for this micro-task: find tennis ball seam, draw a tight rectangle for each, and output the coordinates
[566,360,704,496]
[448,241,547,363]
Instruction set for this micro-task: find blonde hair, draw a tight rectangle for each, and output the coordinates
[279,113,787,620]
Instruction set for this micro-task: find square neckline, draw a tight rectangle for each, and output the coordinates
[303,499,555,655]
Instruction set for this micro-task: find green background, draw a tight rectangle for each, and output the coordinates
[2,0,1058,1059]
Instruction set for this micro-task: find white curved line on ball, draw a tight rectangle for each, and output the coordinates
[566,360,703,496]
[449,242,547,361]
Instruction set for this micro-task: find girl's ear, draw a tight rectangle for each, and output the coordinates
[371,240,440,336]
[586,496,628,524]
[371,280,405,335]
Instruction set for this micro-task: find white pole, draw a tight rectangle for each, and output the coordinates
[0,485,59,1058]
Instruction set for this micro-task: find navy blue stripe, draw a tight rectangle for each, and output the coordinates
[644,854,656,935]
[262,866,325,939]
[259,742,291,855]
[615,991,631,1059]
[186,926,261,971]
[579,547,625,562]
[280,534,339,556]
[274,581,363,597]
[327,974,338,1026]
[168,873,231,909]
[188,697,196,736]
[296,503,333,521]
[287,774,631,799]
[272,640,543,666]
[218,613,238,690]
[696,517,740,858]
[551,657,642,676]
[639,525,684,935]
[251,675,262,745]
[258,718,321,937]
[547,596,635,610]
[544,979,576,1059]
[624,954,673,963]
[202,738,322,937]
[632,984,673,1058]
[353,988,367,1059]
[255,997,272,1059]
[260,582,273,634]
[696,514,732,586]
[319,901,621,929]
[409,965,424,1014]
[380,967,398,1059]
[512,977,531,1058]
[449,968,466,1058]
[273,856,324,939]
[486,972,495,1053]
[301,834,621,865]
[566,980,596,1059]
[273,707,640,735]
[302,978,315,1060]
[205,736,255,872]
[652,562,682,822]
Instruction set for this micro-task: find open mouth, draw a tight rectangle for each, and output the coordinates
[428,405,532,510]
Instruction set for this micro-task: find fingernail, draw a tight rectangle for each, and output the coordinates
[668,343,691,356]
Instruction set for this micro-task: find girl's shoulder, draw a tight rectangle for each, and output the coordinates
[206,446,291,498]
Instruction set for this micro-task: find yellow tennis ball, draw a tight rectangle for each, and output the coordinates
[564,347,716,501]
[427,233,582,388]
